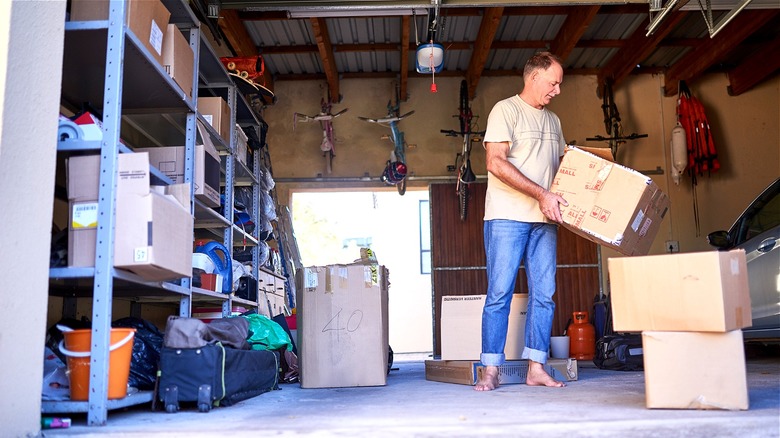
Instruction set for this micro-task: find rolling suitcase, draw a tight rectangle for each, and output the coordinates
[158,342,279,413]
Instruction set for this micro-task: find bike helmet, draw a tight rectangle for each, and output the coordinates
[381,160,407,185]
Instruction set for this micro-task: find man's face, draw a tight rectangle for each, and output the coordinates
[528,63,563,109]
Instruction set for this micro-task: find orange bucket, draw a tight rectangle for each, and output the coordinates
[59,328,135,400]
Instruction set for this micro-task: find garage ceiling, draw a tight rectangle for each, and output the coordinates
[195,0,780,102]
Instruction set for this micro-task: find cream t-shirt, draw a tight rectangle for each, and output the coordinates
[483,94,566,223]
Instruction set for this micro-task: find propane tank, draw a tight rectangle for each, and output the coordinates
[671,122,687,185]
[567,311,596,361]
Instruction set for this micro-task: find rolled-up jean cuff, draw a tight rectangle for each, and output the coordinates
[480,352,505,367]
[522,347,548,364]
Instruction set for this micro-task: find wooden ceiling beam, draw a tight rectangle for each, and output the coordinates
[466,7,503,99]
[549,5,600,61]
[727,37,780,96]
[663,10,779,97]
[310,17,340,103]
[400,15,410,101]
[598,11,686,95]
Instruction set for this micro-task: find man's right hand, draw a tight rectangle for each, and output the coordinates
[538,190,568,223]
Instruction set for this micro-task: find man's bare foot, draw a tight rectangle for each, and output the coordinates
[526,361,565,387]
[474,366,499,391]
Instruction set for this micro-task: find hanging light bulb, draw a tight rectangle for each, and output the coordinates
[670,122,687,185]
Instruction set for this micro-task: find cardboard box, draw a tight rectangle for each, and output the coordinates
[235,124,248,166]
[134,121,221,207]
[198,97,231,144]
[67,153,193,281]
[608,250,751,332]
[162,24,194,98]
[297,264,389,388]
[440,294,528,360]
[551,146,670,256]
[642,330,748,410]
[424,359,578,386]
[70,0,170,67]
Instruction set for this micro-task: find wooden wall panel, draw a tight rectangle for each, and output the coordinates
[430,182,600,357]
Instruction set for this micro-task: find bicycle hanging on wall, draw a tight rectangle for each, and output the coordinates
[293,96,348,175]
[441,79,485,221]
[359,83,415,195]
[586,78,647,162]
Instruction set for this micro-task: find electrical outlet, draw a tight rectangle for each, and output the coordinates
[666,240,679,253]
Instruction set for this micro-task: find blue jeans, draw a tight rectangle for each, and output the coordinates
[481,220,558,366]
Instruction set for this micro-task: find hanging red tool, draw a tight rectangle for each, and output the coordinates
[676,80,721,236]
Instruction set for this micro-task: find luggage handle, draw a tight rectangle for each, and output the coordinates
[58,331,135,358]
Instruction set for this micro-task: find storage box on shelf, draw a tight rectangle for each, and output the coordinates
[198,96,232,144]
[70,0,171,67]
[162,23,194,99]
[66,143,193,282]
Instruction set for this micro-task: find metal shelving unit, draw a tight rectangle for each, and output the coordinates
[45,0,268,425]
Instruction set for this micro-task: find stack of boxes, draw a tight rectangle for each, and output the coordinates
[608,250,752,410]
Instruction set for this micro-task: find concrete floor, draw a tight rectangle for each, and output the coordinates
[42,350,779,438]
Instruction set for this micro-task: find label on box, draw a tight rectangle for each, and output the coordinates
[631,209,645,232]
[303,268,318,289]
[149,20,163,55]
[134,247,149,262]
[203,114,214,126]
[72,203,98,229]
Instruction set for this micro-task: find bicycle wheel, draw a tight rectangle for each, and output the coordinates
[459,80,469,134]
[397,177,407,196]
[458,178,468,221]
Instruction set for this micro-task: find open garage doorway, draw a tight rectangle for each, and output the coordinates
[291,189,433,355]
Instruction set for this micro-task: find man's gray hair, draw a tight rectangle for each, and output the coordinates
[523,52,563,81]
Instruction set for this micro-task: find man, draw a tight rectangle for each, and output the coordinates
[475,52,568,391]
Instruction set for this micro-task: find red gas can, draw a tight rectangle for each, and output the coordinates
[567,311,596,360]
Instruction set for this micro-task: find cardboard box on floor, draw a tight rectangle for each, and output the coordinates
[424,359,578,386]
[70,0,170,67]
[297,264,389,388]
[67,153,193,281]
[162,23,194,99]
[551,146,669,256]
[440,294,527,360]
[608,250,751,332]
[135,120,221,207]
[642,330,748,410]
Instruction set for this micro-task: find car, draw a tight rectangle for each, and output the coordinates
[707,177,780,340]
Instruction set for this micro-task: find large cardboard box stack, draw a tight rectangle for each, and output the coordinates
[608,250,751,410]
[70,0,171,67]
[135,120,221,207]
[551,146,670,256]
[440,294,528,360]
[297,264,389,388]
[425,359,578,386]
[67,153,193,281]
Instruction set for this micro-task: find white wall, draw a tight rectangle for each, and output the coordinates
[0,1,66,436]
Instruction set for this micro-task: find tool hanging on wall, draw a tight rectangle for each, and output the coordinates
[676,80,721,236]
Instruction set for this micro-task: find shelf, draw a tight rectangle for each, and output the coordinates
[62,24,192,113]
[49,267,191,298]
[41,390,154,414]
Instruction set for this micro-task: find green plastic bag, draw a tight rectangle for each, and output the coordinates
[242,314,292,351]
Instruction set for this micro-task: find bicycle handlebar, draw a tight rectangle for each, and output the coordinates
[440,129,487,137]
[586,133,648,142]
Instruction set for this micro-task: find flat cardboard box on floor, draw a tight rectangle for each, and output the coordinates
[608,250,751,332]
[440,294,528,360]
[67,153,193,281]
[70,0,170,67]
[297,264,389,388]
[551,146,669,256]
[424,359,578,386]
[198,96,232,144]
[162,23,194,99]
[135,120,221,207]
[642,330,748,410]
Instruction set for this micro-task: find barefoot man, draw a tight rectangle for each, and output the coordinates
[475,52,569,391]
